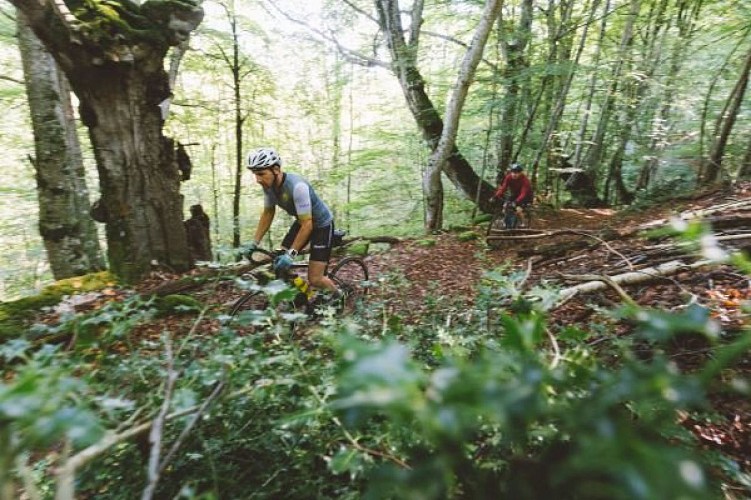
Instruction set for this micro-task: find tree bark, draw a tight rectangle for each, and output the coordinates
[424,0,503,231]
[572,0,611,168]
[496,0,533,173]
[374,0,496,216]
[16,11,104,279]
[636,0,703,191]
[10,0,204,283]
[699,44,751,185]
[739,134,751,179]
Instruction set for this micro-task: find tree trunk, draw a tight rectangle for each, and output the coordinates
[12,0,203,283]
[424,0,502,231]
[739,134,751,179]
[581,0,640,180]
[374,0,496,216]
[496,0,533,173]
[16,11,104,279]
[636,0,703,191]
[225,6,244,251]
[531,0,601,185]
[699,44,751,185]
[80,71,190,279]
[572,0,611,168]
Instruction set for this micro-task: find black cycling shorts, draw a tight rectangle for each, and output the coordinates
[282,221,334,263]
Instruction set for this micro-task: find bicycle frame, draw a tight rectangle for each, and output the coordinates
[230,246,369,319]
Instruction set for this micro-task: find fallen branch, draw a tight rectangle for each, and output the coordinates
[142,337,179,500]
[555,259,713,305]
[560,273,638,306]
[487,229,595,241]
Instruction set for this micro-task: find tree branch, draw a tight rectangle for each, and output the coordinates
[263,0,389,68]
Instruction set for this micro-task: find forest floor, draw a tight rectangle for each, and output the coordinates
[365,181,751,479]
[25,181,751,485]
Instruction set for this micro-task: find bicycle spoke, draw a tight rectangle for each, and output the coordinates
[328,257,369,313]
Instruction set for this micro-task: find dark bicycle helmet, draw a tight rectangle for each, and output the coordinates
[246,147,282,171]
[510,163,524,172]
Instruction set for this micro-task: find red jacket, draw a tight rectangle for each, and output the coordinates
[493,173,532,203]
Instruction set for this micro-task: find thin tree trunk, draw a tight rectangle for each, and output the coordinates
[424,0,502,231]
[636,0,703,191]
[374,0,497,217]
[531,0,600,185]
[222,6,245,250]
[699,44,751,185]
[16,11,104,279]
[738,134,751,179]
[606,0,675,204]
[582,0,640,176]
[572,0,611,168]
[496,0,533,173]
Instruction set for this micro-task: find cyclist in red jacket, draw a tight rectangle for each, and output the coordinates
[489,163,533,227]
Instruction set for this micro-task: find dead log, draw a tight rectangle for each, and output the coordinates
[554,259,713,304]
[518,239,597,259]
[141,263,258,297]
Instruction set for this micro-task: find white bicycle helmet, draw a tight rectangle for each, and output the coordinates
[246,147,282,171]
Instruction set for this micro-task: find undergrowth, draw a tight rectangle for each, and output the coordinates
[1,236,750,499]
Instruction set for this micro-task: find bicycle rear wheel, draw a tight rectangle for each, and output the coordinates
[328,257,369,312]
[228,290,270,319]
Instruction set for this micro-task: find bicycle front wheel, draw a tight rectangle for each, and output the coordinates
[228,290,270,318]
[486,211,503,236]
[329,257,369,312]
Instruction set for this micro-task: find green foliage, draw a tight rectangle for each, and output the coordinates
[152,294,203,316]
[0,254,747,498]
[331,310,740,499]
[0,343,102,491]
[456,230,479,242]
[415,238,437,247]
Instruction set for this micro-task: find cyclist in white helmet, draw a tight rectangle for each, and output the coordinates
[245,147,340,296]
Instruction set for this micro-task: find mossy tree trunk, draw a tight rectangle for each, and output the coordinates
[10,0,203,283]
[16,12,104,279]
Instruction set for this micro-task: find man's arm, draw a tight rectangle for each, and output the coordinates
[253,206,275,244]
[493,175,510,199]
[289,216,313,253]
[515,176,532,203]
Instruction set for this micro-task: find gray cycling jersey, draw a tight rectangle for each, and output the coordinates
[263,172,333,228]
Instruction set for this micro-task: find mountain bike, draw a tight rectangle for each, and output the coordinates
[485,200,534,236]
[228,244,369,319]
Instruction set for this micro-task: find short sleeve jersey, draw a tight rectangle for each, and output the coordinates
[263,172,333,228]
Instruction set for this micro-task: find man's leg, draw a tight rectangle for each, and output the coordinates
[515,206,525,227]
[308,260,337,291]
[307,223,337,292]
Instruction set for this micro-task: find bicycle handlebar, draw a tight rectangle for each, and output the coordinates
[247,247,284,265]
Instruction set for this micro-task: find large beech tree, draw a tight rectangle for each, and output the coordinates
[8,0,204,282]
